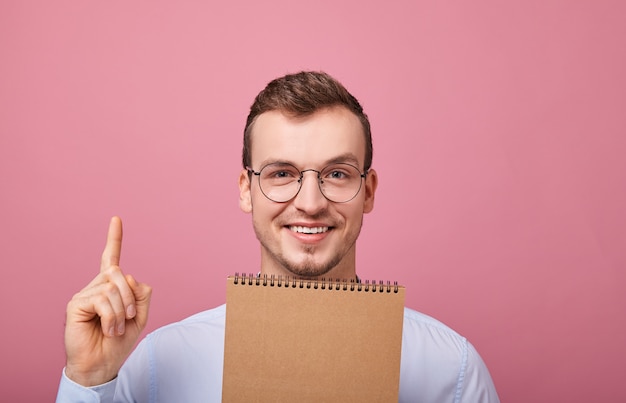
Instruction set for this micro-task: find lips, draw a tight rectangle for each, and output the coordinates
[289,226,330,234]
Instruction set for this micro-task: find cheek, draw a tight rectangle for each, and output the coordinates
[338,205,365,227]
[250,193,285,220]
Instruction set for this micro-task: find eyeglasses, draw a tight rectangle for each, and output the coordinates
[247,162,367,203]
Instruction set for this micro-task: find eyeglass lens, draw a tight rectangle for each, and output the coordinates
[257,162,364,203]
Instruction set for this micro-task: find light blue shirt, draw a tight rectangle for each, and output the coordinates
[56,305,499,402]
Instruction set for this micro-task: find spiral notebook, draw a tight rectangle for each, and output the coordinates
[222,274,405,402]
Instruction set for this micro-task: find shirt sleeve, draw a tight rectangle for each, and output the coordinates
[455,341,500,403]
[55,368,117,403]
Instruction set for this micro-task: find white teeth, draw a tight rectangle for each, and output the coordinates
[290,226,329,234]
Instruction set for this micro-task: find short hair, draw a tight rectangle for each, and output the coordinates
[242,71,373,172]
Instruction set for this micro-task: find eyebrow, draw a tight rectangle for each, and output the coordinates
[259,153,362,169]
[324,153,361,167]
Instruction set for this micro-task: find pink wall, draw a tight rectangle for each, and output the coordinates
[1,1,625,401]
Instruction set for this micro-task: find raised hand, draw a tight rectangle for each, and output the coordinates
[64,217,152,386]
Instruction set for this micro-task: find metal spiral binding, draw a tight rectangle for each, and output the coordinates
[233,273,399,293]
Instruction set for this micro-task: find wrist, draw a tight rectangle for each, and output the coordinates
[64,364,117,387]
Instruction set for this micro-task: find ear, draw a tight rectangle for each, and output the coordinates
[363,168,378,214]
[238,169,252,213]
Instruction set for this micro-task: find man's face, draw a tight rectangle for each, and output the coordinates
[239,106,377,280]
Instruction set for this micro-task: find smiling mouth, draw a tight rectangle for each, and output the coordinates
[289,226,330,234]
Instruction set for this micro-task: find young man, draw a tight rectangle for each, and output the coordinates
[57,71,499,402]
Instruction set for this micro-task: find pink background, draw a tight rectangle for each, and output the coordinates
[1,1,625,401]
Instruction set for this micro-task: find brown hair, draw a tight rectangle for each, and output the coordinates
[242,71,373,172]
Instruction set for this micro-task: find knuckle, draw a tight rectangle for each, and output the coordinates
[66,291,88,313]
[102,281,120,297]
[69,291,81,303]
[102,281,117,294]
[92,292,110,307]
[100,311,116,325]
[101,265,122,277]
[66,297,78,314]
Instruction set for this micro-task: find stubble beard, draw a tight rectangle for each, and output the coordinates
[253,218,363,279]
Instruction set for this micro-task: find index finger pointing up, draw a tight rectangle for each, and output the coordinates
[101,216,123,270]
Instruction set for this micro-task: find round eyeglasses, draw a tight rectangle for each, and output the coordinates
[247,162,367,203]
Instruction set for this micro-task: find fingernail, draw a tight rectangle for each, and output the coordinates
[117,322,125,335]
[108,326,115,337]
[127,304,136,318]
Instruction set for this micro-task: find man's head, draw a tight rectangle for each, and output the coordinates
[239,71,377,280]
[242,71,373,173]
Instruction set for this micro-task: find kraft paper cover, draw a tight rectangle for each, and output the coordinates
[222,275,405,402]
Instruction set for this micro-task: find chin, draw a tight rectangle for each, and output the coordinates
[282,258,341,279]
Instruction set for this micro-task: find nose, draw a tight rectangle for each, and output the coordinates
[292,170,328,214]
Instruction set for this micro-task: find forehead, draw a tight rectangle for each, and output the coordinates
[249,106,366,168]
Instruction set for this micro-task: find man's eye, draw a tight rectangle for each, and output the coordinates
[265,169,298,180]
[328,171,346,179]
